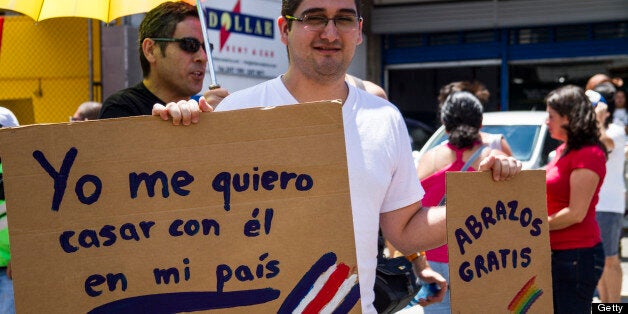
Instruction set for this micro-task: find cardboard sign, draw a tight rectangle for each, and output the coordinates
[0,101,360,313]
[446,171,552,314]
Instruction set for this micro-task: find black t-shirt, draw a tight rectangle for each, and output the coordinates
[99,82,164,119]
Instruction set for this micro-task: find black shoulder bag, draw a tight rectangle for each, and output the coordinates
[373,231,420,313]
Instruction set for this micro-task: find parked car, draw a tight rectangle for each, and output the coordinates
[415,111,560,170]
[405,117,436,152]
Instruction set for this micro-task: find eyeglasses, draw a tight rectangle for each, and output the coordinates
[150,37,214,53]
[284,14,362,33]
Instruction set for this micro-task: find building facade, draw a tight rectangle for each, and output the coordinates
[369,0,628,128]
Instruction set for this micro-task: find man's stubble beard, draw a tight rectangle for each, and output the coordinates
[294,53,350,84]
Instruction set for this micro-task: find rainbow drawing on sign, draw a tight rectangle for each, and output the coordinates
[508,276,543,314]
[278,252,360,314]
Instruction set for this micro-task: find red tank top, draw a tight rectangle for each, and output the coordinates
[422,143,479,263]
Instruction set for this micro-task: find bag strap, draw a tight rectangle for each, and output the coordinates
[461,144,488,171]
[437,144,488,206]
[377,228,386,258]
[349,75,366,91]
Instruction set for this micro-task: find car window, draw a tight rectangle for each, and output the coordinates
[540,131,561,166]
[482,125,540,161]
[405,118,435,152]
[409,127,432,151]
[423,125,541,162]
[423,130,448,151]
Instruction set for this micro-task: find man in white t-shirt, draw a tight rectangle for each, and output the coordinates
[152,0,522,312]
[595,119,626,303]
[613,90,628,141]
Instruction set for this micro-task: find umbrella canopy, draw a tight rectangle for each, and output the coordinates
[0,0,219,89]
[0,0,195,23]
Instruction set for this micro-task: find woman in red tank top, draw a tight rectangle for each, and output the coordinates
[407,91,508,312]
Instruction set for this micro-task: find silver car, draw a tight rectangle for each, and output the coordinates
[415,111,560,170]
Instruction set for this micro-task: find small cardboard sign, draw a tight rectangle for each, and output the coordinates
[0,101,359,313]
[446,171,552,314]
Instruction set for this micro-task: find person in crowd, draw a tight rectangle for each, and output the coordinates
[348,73,449,308]
[205,69,449,308]
[613,90,627,131]
[595,101,626,303]
[404,91,509,313]
[70,101,102,121]
[345,74,388,100]
[0,106,18,314]
[545,85,606,313]
[437,81,513,156]
[0,108,18,128]
[585,73,623,92]
[98,1,208,119]
[587,86,626,304]
[152,1,522,312]
[591,82,617,149]
[0,162,13,314]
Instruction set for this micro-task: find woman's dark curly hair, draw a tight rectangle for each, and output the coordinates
[545,85,607,158]
[441,91,483,149]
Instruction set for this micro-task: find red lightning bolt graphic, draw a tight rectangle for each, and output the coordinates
[220,0,241,52]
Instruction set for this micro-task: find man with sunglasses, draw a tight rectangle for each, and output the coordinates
[99,1,210,119]
[153,1,522,312]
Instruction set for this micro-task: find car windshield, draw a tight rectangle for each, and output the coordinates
[482,125,540,161]
[426,125,541,162]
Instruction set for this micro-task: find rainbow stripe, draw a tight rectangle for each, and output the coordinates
[508,276,543,314]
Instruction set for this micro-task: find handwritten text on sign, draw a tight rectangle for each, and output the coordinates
[0,102,359,313]
[36,146,313,296]
[454,199,543,282]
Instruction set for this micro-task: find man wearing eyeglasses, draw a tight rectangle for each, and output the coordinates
[98,1,212,119]
[153,0,522,312]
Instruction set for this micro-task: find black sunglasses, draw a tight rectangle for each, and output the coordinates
[151,37,214,53]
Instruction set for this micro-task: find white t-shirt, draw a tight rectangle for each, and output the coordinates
[596,123,626,213]
[217,76,424,313]
[613,108,627,127]
[482,132,504,151]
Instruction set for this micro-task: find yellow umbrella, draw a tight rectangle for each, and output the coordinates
[0,0,219,89]
[0,0,196,23]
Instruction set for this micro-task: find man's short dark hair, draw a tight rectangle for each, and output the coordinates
[281,0,362,30]
[139,1,198,78]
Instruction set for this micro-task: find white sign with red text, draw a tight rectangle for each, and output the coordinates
[202,0,287,91]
